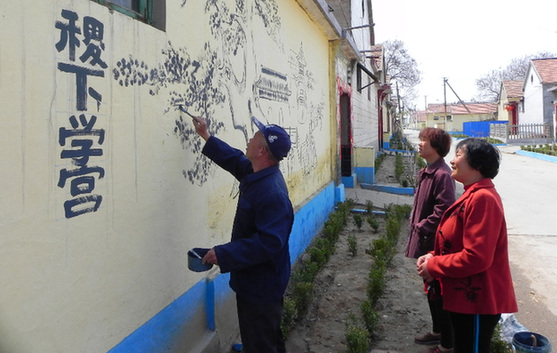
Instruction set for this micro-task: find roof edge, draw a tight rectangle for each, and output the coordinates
[295,0,360,60]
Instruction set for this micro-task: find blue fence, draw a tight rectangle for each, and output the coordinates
[463,121,507,137]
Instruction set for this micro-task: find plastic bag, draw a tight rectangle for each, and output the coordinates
[499,313,528,344]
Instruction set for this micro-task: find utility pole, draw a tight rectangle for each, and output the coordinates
[443,78,470,113]
[396,81,402,129]
[396,81,401,116]
[443,77,448,116]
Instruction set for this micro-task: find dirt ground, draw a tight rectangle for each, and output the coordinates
[284,214,431,353]
[285,154,431,353]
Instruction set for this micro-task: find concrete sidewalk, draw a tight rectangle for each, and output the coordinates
[344,186,414,209]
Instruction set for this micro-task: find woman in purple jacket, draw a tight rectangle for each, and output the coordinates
[405,128,456,353]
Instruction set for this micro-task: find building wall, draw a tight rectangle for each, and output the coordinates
[542,84,557,125]
[352,78,379,149]
[426,113,495,132]
[497,88,510,122]
[522,70,545,124]
[351,71,378,183]
[0,0,339,352]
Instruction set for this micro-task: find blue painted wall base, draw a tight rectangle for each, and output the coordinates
[516,150,557,164]
[360,183,415,195]
[335,184,345,203]
[354,167,375,184]
[341,173,356,188]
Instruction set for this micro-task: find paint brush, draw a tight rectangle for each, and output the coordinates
[178,105,196,119]
[190,249,203,260]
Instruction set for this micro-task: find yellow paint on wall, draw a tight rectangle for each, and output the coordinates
[354,146,376,168]
[286,152,333,207]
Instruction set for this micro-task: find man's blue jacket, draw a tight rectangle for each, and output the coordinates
[202,136,294,305]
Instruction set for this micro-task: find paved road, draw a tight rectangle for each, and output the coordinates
[403,130,557,343]
[496,147,557,344]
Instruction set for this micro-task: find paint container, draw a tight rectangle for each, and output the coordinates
[512,332,552,353]
[187,248,213,272]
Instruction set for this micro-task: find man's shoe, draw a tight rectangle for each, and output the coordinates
[414,332,441,345]
[421,346,454,353]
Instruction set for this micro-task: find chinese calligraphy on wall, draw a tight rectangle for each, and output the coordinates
[55,9,106,218]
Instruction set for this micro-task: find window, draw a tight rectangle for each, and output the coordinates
[92,0,165,30]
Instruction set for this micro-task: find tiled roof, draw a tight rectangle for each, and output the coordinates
[427,102,497,115]
[532,58,557,83]
[502,80,523,98]
[417,110,427,122]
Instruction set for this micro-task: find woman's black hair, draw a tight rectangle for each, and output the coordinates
[455,138,501,178]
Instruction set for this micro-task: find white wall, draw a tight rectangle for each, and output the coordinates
[352,85,379,148]
[522,70,545,124]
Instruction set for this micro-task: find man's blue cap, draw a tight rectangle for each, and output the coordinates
[251,117,291,161]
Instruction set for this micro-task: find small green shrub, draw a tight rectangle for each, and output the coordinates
[485,137,504,144]
[415,153,427,169]
[361,299,380,338]
[490,324,512,353]
[292,259,320,283]
[323,216,342,243]
[365,200,374,215]
[385,214,401,241]
[310,246,328,266]
[280,297,298,339]
[375,154,384,170]
[353,214,363,231]
[336,200,353,225]
[367,261,386,305]
[315,237,334,259]
[345,314,370,353]
[369,237,396,265]
[521,143,557,157]
[367,216,379,233]
[397,204,412,219]
[348,233,358,257]
[292,282,314,318]
[395,153,404,181]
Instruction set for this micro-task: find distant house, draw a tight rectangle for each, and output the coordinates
[521,58,557,125]
[424,102,497,132]
[407,110,427,130]
[498,80,523,125]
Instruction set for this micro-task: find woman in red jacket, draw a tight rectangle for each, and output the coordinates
[417,138,518,353]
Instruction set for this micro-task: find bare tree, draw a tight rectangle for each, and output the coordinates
[475,51,556,101]
[475,69,503,102]
[383,40,421,110]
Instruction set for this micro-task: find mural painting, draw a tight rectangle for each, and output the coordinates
[108,0,325,195]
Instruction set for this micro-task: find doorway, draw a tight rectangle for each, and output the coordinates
[340,94,352,177]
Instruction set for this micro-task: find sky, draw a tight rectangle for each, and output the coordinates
[372,0,557,109]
